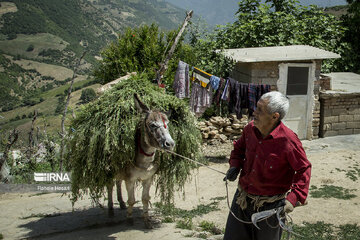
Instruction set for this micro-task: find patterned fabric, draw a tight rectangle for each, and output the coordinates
[249,84,271,116]
[221,79,230,101]
[173,60,190,99]
[189,82,213,117]
[248,84,258,116]
[227,78,240,117]
[213,77,225,105]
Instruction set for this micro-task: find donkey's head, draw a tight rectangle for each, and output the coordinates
[134,94,175,151]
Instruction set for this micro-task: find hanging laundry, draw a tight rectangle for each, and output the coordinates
[221,79,230,101]
[173,60,190,99]
[189,82,213,117]
[248,83,271,116]
[213,77,225,105]
[209,75,220,91]
[239,83,249,115]
[191,67,212,87]
[227,78,240,116]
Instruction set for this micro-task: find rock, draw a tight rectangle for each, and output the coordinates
[202,132,209,139]
[210,116,224,126]
[205,121,213,126]
[223,118,232,127]
[209,126,218,131]
[208,130,219,137]
[231,123,241,129]
[229,114,238,121]
[197,122,206,128]
[219,134,228,143]
[201,127,210,133]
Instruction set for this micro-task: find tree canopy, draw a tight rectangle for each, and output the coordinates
[212,0,345,72]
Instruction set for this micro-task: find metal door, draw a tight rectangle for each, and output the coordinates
[278,63,315,139]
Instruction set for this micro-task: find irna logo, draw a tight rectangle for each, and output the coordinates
[34,172,71,182]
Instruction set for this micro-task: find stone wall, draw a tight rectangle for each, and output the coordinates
[319,92,360,137]
[198,115,249,144]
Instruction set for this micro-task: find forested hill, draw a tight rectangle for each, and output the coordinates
[0,0,185,114]
[0,0,185,67]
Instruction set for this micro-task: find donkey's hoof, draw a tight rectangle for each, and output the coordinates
[120,201,127,210]
[108,209,114,218]
[126,217,134,225]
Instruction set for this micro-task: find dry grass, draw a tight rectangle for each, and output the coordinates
[0,33,68,58]
[0,2,17,17]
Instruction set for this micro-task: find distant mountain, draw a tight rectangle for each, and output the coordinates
[165,0,348,26]
[0,0,185,67]
[0,0,186,111]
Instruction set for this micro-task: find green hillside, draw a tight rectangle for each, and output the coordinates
[0,0,186,143]
[0,0,184,67]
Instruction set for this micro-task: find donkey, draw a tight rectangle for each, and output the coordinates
[106,93,175,228]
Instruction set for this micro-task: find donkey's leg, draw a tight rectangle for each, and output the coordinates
[142,178,153,229]
[106,182,114,217]
[116,179,127,210]
[125,179,136,224]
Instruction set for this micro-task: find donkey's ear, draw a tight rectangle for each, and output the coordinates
[134,93,150,113]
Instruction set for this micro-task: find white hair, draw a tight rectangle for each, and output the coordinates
[260,91,289,120]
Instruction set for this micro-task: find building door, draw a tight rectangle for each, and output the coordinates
[278,63,315,139]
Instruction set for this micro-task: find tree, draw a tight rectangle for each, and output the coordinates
[93,23,195,87]
[339,0,360,73]
[94,24,169,84]
[80,88,97,103]
[214,0,345,72]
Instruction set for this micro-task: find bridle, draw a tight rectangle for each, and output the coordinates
[138,112,168,157]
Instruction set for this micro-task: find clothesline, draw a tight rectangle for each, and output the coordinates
[173,60,271,118]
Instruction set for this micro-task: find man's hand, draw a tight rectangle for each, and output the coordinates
[223,167,240,181]
[284,200,294,213]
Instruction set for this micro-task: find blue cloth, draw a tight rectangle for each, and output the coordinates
[209,75,220,91]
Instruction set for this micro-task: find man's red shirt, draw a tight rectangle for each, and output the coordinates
[229,121,311,206]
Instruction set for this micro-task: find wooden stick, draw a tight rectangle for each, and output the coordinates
[155,10,193,85]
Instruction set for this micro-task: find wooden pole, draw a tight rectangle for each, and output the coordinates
[59,51,87,171]
[155,10,193,85]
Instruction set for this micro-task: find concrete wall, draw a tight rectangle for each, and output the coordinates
[319,92,360,137]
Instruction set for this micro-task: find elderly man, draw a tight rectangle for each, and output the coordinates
[223,91,311,240]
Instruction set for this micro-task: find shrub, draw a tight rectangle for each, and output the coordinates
[26,44,34,52]
[79,88,97,103]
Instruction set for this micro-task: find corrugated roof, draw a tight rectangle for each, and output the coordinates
[218,45,341,63]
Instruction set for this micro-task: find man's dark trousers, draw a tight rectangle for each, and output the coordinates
[223,189,283,240]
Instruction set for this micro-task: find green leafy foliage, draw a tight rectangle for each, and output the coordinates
[65,73,204,204]
[212,0,345,72]
[79,88,97,103]
[94,24,168,84]
[93,23,197,87]
[339,0,360,73]
[310,185,357,200]
[282,222,360,240]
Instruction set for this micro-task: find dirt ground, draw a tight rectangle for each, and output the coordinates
[0,134,360,240]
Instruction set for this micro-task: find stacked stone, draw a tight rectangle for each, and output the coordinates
[197,115,249,144]
[320,92,360,137]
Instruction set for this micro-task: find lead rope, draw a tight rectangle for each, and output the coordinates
[160,148,304,237]
[159,148,253,224]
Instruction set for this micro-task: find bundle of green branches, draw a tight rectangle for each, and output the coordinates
[65,73,204,205]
